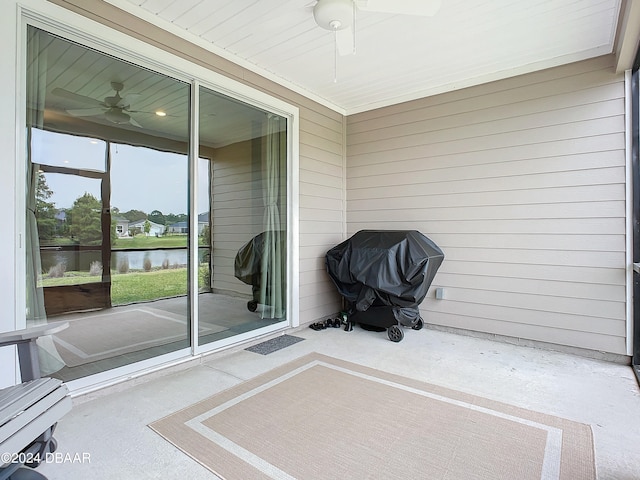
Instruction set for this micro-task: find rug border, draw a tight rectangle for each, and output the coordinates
[149,352,596,480]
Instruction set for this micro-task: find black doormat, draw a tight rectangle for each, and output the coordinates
[245,335,305,355]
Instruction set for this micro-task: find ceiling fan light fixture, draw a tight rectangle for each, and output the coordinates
[313,0,353,31]
[105,108,130,125]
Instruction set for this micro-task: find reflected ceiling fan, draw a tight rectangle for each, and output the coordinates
[52,81,144,127]
[312,0,442,57]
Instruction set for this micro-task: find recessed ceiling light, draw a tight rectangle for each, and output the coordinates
[155,110,167,117]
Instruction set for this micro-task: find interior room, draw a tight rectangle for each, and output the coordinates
[1,0,640,479]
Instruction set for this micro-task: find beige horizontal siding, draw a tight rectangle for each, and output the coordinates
[298,106,345,322]
[210,141,256,297]
[346,55,627,354]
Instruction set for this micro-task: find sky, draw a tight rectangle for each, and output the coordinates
[32,129,209,215]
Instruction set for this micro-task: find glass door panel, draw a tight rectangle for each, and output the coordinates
[25,26,190,381]
[198,86,288,346]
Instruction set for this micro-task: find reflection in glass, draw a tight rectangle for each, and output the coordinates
[37,172,104,287]
[109,143,189,305]
[25,26,190,381]
[32,129,107,171]
[198,86,288,346]
[24,24,289,382]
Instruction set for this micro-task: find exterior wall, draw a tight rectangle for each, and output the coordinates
[298,107,345,322]
[347,55,627,354]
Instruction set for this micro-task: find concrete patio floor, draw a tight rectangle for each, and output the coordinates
[38,324,640,480]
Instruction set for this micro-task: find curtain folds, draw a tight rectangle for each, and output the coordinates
[26,28,65,375]
[259,114,286,319]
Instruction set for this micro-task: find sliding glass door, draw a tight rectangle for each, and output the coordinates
[24,25,290,382]
[197,88,288,346]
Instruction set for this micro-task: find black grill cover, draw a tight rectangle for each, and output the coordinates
[326,230,444,318]
[234,231,285,287]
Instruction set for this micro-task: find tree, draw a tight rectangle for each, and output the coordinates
[148,209,166,225]
[122,209,147,222]
[144,219,151,236]
[201,224,210,246]
[164,213,187,225]
[68,193,102,245]
[35,172,57,240]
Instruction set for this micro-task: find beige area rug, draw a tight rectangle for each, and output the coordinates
[52,306,227,367]
[149,353,595,480]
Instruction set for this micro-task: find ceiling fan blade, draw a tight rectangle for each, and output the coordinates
[336,27,355,56]
[120,93,140,108]
[107,93,140,109]
[66,107,107,117]
[357,0,441,16]
[128,117,143,128]
[52,88,103,107]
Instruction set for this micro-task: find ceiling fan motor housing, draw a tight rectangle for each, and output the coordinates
[105,108,130,124]
[313,0,354,31]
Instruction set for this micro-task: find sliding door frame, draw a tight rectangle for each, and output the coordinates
[631,56,640,386]
[17,2,299,394]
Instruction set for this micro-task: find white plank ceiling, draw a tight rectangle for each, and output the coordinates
[108,0,621,114]
[38,28,267,148]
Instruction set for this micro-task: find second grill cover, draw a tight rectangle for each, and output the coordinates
[234,231,285,286]
[326,230,444,312]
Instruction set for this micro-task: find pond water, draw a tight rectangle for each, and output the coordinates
[40,248,208,272]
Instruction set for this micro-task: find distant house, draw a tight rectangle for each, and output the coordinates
[54,210,67,235]
[168,213,209,235]
[128,219,165,237]
[167,221,188,234]
[113,216,130,237]
[198,212,209,235]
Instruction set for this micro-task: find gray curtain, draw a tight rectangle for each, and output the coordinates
[259,114,286,319]
[26,28,65,375]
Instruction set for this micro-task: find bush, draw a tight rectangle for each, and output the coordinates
[48,262,66,278]
[143,257,152,272]
[89,261,102,276]
[161,258,170,270]
[117,258,130,274]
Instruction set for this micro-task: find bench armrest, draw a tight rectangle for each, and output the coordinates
[0,321,69,382]
[0,322,69,348]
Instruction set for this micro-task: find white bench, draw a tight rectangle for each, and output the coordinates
[0,322,71,480]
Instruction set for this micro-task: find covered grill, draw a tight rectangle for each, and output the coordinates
[326,230,444,342]
[234,231,286,313]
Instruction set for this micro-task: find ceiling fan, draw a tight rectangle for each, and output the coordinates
[312,0,442,56]
[52,82,144,127]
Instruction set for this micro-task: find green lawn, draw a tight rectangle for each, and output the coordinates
[111,268,187,304]
[41,234,205,249]
[40,265,210,305]
[113,235,190,249]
